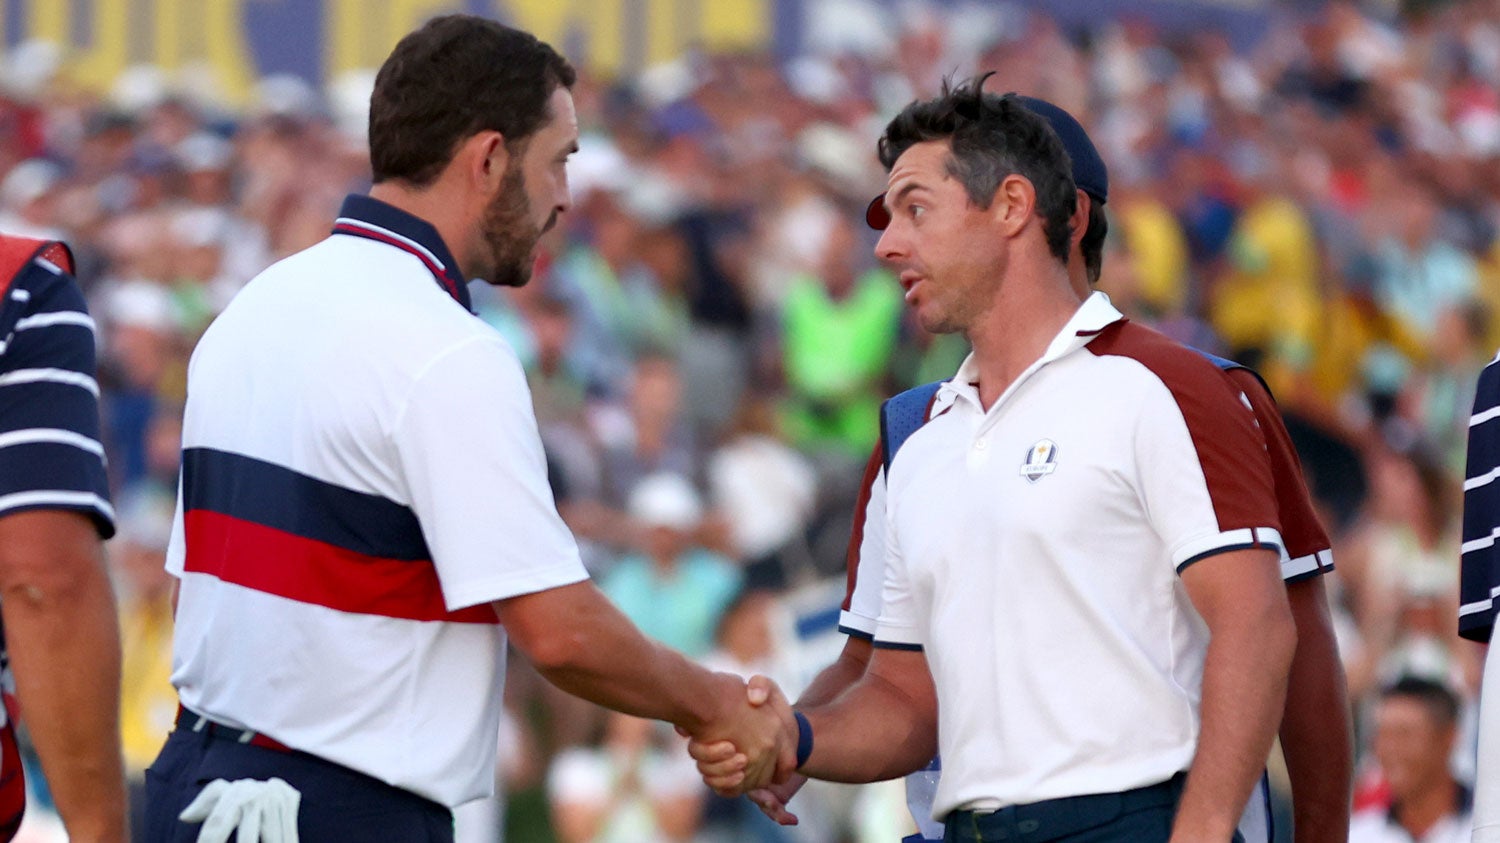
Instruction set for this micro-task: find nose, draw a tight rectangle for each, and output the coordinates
[875,225,905,264]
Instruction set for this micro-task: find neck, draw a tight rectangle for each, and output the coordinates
[1396,778,1459,840]
[965,259,1085,410]
[368,180,472,278]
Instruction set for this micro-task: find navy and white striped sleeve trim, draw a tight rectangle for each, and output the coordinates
[1173,527,1286,574]
[1282,548,1334,584]
[0,260,114,537]
[1461,353,1500,642]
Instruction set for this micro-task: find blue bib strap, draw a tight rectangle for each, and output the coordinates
[880,381,944,472]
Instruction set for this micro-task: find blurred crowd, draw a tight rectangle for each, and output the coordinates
[4,0,1500,840]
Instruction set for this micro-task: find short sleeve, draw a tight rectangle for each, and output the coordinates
[0,263,114,537]
[873,479,923,651]
[839,444,886,639]
[1462,355,1500,642]
[1133,361,1283,573]
[1224,368,1332,582]
[392,335,587,610]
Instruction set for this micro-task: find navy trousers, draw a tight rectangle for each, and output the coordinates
[144,724,453,842]
[941,774,1245,843]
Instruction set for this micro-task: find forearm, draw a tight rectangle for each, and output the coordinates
[533,614,733,732]
[1174,613,1296,840]
[799,653,937,784]
[499,583,736,733]
[4,554,127,842]
[1280,579,1352,843]
[796,636,872,708]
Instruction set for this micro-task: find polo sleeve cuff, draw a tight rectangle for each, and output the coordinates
[873,620,923,650]
[838,609,877,640]
[443,564,590,612]
[1282,548,1334,583]
[0,492,115,538]
[1173,527,1284,574]
[1460,594,1497,643]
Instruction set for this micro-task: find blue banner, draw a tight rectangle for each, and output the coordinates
[0,0,1275,105]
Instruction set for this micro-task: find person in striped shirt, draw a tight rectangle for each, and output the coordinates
[1461,350,1500,843]
[0,234,126,842]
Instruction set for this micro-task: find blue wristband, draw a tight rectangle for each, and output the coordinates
[793,711,813,768]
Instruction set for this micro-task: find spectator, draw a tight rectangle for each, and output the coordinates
[547,711,705,843]
[601,472,742,659]
[1350,678,1472,843]
[777,213,901,463]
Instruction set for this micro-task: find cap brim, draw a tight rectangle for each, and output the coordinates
[865,193,890,230]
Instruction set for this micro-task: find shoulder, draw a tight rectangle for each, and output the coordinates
[1084,321,1246,405]
[4,249,86,313]
[1087,322,1234,381]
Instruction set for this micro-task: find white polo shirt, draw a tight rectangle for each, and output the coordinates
[165,194,588,807]
[872,292,1284,820]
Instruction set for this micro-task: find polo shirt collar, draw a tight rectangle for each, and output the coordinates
[936,291,1125,414]
[332,193,474,313]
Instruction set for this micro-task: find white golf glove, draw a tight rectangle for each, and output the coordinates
[178,777,301,843]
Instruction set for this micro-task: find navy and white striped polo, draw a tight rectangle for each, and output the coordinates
[1462,351,1500,642]
[0,242,114,536]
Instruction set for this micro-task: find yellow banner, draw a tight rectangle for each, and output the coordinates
[4,0,771,106]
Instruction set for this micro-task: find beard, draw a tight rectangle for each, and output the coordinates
[479,165,551,288]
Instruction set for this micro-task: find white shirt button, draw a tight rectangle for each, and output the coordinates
[974,439,988,451]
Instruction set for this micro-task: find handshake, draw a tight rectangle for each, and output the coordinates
[682,674,811,826]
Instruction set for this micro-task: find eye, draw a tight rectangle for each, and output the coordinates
[909,204,926,220]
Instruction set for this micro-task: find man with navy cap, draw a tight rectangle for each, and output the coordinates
[721,93,1350,843]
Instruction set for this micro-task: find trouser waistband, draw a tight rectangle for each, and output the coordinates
[175,704,293,754]
[944,772,1186,842]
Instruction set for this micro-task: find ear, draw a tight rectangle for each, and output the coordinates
[465,131,509,191]
[1068,190,1091,251]
[991,174,1037,240]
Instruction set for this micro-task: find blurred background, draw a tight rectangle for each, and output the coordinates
[3,0,1498,840]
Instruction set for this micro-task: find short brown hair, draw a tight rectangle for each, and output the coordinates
[878,74,1076,263]
[368,15,576,187]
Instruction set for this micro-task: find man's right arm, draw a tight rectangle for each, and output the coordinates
[494,581,793,786]
[798,635,873,707]
[1280,576,1351,843]
[1227,366,1352,843]
[0,510,127,843]
[691,644,937,792]
[744,634,874,824]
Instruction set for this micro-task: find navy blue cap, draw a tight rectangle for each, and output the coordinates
[1014,96,1108,204]
[865,94,1108,230]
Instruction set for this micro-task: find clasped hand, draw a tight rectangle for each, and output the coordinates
[683,674,798,798]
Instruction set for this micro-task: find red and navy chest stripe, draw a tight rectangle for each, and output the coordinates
[330,193,473,312]
[181,447,498,624]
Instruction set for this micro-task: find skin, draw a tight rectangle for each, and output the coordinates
[1371,696,1459,840]
[370,86,795,786]
[369,87,577,290]
[0,510,127,843]
[692,141,1297,843]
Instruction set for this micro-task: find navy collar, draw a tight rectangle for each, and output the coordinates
[332,194,473,313]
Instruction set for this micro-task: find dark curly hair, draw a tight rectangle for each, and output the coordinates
[369,15,577,187]
[1081,198,1108,284]
[877,74,1076,262]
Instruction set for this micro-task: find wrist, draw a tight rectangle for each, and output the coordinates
[687,671,741,735]
[793,710,813,769]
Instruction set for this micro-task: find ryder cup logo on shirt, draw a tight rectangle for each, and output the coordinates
[1020,439,1059,482]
